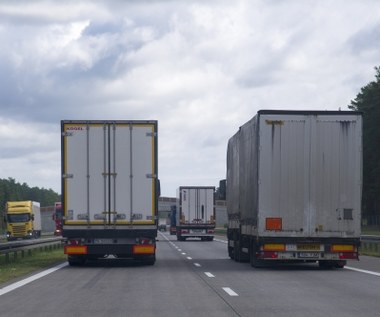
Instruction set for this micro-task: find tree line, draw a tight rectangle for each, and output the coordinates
[0,177,60,212]
[349,66,380,225]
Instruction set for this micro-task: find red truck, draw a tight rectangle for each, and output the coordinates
[53,202,63,236]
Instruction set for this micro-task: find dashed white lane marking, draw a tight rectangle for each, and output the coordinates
[223,287,239,296]
[187,257,192,260]
[178,249,182,252]
[0,262,68,296]
[345,266,380,277]
[215,238,228,244]
[181,252,186,255]
[205,272,215,278]
[194,263,201,267]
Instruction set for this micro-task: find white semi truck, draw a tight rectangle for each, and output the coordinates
[176,186,215,241]
[227,110,362,268]
[61,120,159,265]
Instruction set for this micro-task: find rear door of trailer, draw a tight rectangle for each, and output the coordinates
[258,113,361,238]
[62,121,157,229]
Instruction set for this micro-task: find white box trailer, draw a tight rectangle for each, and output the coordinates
[176,186,215,241]
[227,110,362,268]
[61,120,159,265]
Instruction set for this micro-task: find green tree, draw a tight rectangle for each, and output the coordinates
[348,66,380,225]
[0,178,60,211]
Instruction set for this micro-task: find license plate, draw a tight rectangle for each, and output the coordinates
[94,239,113,244]
[191,229,204,233]
[298,252,319,258]
[297,244,321,251]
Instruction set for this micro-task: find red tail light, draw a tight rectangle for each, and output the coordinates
[68,239,82,246]
[137,238,153,245]
[339,252,358,260]
[258,251,278,259]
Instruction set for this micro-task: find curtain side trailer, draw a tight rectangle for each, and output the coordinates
[227,110,362,268]
[61,120,159,266]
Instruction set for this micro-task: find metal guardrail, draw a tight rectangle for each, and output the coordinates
[0,237,63,263]
[361,235,380,242]
[361,235,380,254]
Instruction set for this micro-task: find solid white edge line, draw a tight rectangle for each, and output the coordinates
[345,266,380,277]
[0,262,68,296]
[223,287,238,296]
[205,272,215,278]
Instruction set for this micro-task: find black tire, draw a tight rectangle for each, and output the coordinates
[68,255,86,266]
[334,260,347,268]
[234,236,250,263]
[234,239,242,262]
[228,239,234,259]
[318,261,334,269]
[145,255,156,265]
[250,242,264,268]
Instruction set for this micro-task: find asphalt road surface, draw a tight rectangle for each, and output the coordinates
[0,232,379,317]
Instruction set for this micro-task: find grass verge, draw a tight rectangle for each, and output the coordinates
[0,246,66,285]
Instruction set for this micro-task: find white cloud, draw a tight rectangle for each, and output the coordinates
[0,0,379,197]
[0,118,60,190]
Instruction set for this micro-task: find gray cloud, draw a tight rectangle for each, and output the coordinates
[347,22,380,55]
[0,0,379,196]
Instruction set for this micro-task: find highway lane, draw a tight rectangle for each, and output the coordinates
[0,232,379,317]
[0,233,238,317]
[166,233,380,317]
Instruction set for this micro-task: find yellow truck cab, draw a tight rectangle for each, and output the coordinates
[5,201,41,240]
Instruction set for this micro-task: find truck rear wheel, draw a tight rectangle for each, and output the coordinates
[250,242,264,268]
[319,260,346,269]
[233,239,241,261]
[68,255,86,266]
[334,260,347,268]
[145,255,156,265]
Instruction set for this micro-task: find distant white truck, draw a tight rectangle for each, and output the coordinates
[227,110,362,268]
[61,120,159,266]
[176,186,215,241]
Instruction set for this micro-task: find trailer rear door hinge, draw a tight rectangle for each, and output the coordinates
[146,174,157,178]
[146,132,157,137]
[63,174,74,179]
[102,172,117,176]
[63,132,73,137]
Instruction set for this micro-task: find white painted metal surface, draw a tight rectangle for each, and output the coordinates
[62,121,157,227]
[258,113,362,237]
[227,111,362,239]
[177,187,215,225]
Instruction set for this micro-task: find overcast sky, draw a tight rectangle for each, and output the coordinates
[0,0,379,198]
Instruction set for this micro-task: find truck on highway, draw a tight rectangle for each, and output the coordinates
[61,120,159,266]
[169,205,177,235]
[176,186,215,241]
[227,110,362,268]
[5,201,41,240]
[53,202,63,236]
